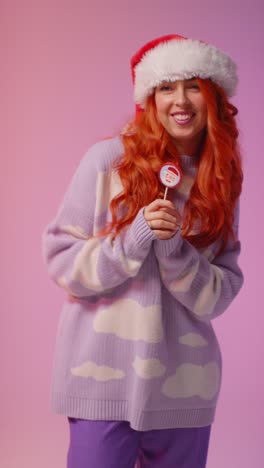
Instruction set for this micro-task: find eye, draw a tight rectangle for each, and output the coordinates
[159,83,172,91]
[190,83,200,90]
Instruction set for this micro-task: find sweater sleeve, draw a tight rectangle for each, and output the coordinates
[41,142,156,297]
[153,201,244,322]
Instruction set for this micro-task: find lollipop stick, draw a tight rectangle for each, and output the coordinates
[164,187,168,200]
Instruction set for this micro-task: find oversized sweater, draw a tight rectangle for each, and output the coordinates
[41,135,243,430]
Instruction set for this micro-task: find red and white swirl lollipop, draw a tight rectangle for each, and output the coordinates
[159,163,183,199]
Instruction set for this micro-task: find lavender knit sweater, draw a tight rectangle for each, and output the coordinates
[42,135,243,430]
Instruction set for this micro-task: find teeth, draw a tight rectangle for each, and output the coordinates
[174,114,193,121]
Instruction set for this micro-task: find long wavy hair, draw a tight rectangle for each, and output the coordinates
[101,78,243,254]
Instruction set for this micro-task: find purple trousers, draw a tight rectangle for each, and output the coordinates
[67,418,211,468]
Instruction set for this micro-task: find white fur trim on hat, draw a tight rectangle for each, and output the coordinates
[134,38,238,108]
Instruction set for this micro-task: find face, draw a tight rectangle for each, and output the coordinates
[154,78,207,155]
[165,170,176,184]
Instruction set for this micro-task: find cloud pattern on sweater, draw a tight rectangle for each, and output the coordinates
[162,362,220,400]
[133,356,166,379]
[71,361,125,381]
[93,298,163,343]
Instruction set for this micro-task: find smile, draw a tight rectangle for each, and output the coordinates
[172,113,195,125]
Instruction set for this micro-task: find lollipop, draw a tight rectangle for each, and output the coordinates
[159,163,183,199]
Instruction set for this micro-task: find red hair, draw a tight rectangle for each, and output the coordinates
[101,78,243,254]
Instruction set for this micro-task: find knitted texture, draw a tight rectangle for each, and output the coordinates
[42,136,243,430]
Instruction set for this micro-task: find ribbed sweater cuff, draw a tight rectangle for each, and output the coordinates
[154,229,182,257]
[127,207,156,255]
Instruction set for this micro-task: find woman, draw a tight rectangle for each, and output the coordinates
[42,34,244,468]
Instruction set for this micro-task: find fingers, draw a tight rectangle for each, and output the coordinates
[144,198,181,222]
[146,216,178,234]
[145,199,177,214]
[144,199,181,220]
[148,217,177,231]
[143,199,182,240]
[146,209,176,226]
[151,222,179,240]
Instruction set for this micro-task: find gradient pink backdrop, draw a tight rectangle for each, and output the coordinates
[3,0,263,467]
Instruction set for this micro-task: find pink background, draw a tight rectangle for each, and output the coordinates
[3,0,263,467]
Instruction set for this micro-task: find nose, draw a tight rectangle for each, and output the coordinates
[173,85,190,107]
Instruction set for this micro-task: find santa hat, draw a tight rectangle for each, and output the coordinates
[131,34,238,114]
[166,166,179,175]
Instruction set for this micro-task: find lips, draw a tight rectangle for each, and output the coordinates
[171,112,195,125]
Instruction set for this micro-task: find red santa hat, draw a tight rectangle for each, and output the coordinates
[131,34,238,114]
[166,166,179,175]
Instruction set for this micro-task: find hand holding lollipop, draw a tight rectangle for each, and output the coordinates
[143,163,183,238]
[159,163,183,199]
